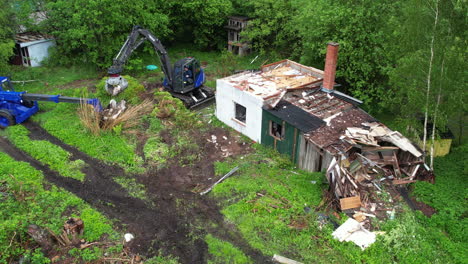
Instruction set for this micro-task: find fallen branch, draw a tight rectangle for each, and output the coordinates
[200,166,239,195]
[80,242,100,249]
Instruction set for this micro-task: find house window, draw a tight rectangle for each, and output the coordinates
[234,103,246,123]
[270,120,284,140]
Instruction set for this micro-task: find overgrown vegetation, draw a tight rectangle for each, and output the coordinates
[0,0,14,72]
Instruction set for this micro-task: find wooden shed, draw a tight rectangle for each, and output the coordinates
[261,100,324,164]
[12,32,55,67]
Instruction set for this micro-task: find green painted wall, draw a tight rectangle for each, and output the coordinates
[261,110,301,163]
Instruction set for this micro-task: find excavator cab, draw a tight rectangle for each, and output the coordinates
[171,58,203,94]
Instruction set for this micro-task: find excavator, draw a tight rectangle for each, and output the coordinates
[105,26,215,108]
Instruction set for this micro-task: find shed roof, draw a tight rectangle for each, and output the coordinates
[221,60,324,99]
[15,32,54,48]
[228,16,250,21]
[15,32,53,43]
[263,100,325,133]
[305,107,377,154]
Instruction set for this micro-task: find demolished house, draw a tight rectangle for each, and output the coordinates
[216,42,434,219]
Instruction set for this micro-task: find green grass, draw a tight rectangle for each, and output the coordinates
[32,103,143,173]
[206,234,252,264]
[0,153,120,263]
[211,144,468,263]
[2,125,86,181]
[212,145,332,263]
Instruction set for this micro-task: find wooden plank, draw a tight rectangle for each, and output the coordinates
[392,179,417,185]
[200,167,239,195]
[272,254,303,264]
[340,196,361,210]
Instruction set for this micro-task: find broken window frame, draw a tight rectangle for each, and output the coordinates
[234,102,246,124]
[269,120,285,140]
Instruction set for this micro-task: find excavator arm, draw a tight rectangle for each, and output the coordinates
[106,26,173,95]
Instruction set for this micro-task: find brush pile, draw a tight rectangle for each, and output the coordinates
[78,99,154,135]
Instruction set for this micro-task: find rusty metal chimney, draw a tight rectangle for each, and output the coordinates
[323,42,339,90]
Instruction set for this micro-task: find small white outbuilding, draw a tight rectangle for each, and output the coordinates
[13,32,55,67]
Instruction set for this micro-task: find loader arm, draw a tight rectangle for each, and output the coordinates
[108,26,173,84]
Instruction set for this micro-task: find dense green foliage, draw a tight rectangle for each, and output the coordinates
[166,0,233,49]
[40,0,171,67]
[293,0,400,107]
[0,0,15,72]
[388,0,467,137]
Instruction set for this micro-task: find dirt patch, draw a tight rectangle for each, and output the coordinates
[412,199,437,217]
[58,79,98,93]
[2,121,270,264]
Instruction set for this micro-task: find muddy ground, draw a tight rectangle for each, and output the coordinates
[0,121,273,264]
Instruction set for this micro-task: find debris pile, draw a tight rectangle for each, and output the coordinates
[326,122,434,223]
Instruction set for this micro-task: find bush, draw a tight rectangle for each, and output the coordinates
[41,0,170,67]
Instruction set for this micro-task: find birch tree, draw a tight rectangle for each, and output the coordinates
[422,0,439,157]
[389,0,466,164]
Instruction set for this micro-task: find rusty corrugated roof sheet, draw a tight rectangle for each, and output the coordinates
[15,32,53,43]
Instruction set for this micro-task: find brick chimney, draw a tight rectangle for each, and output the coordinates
[322,42,339,90]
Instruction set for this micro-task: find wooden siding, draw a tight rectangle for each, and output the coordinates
[261,110,300,162]
[261,109,335,172]
[297,135,321,171]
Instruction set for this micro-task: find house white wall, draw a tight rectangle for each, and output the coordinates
[21,39,55,67]
[216,78,264,143]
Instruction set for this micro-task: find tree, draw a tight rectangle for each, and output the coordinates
[38,0,171,68]
[291,0,401,109]
[166,0,233,50]
[0,0,15,72]
[389,0,467,164]
[239,0,300,59]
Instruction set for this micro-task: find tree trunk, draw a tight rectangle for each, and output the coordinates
[430,58,444,169]
[422,0,439,159]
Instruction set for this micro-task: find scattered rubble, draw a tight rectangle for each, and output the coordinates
[325,122,434,225]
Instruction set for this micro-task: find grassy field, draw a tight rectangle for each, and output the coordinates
[0,47,466,263]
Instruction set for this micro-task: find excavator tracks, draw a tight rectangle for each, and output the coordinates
[168,86,215,109]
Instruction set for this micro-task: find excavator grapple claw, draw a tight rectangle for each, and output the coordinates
[105,75,129,96]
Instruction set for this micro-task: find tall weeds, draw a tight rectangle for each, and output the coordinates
[78,99,154,135]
